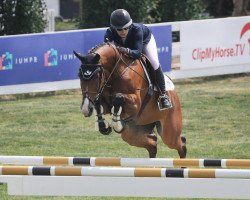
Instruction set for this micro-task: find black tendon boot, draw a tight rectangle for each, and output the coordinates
[155,67,172,110]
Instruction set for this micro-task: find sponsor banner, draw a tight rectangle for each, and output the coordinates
[180,17,250,69]
[0,25,171,86]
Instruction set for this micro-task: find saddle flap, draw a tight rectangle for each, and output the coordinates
[140,56,175,91]
[150,75,175,91]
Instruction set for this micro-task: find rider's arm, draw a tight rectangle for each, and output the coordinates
[127,27,143,59]
[104,28,113,42]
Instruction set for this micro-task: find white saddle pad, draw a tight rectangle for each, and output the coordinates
[154,75,175,91]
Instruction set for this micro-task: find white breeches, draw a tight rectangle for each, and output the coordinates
[143,34,160,70]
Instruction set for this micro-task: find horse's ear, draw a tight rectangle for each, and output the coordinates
[92,53,101,64]
[73,51,86,63]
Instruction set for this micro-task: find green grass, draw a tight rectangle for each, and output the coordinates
[55,20,78,32]
[0,74,249,199]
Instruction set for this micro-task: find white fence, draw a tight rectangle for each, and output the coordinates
[44,9,55,32]
[168,16,250,79]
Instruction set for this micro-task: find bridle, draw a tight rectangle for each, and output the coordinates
[79,46,122,107]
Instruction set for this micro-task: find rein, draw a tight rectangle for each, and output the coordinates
[79,43,123,107]
[92,42,147,104]
[93,49,123,104]
[108,43,149,91]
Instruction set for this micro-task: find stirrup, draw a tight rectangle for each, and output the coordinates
[157,94,172,111]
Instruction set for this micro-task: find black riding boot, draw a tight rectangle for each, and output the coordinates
[155,67,172,110]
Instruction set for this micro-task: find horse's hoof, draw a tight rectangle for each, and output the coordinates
[97,121,112,135]
[100,126,112,135]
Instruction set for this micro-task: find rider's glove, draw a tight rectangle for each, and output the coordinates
[117,47,131,55]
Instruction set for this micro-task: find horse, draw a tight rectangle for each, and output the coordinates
[74,42,187,158]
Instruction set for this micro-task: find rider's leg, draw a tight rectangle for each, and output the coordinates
[155,67,172,109]
[143,34,172,109]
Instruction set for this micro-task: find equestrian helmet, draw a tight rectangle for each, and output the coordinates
[110,9,132,29]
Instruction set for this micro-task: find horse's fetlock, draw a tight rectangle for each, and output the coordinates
[111,120,125,133]
[181,135,186,145]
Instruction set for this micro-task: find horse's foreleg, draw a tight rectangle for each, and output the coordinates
[111,93,139,133]
[111,93,125,133]
[94,101,112,135]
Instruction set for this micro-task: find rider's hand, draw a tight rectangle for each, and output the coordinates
[117,47,130,55]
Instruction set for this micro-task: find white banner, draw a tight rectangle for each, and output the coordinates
[180,17,250,69]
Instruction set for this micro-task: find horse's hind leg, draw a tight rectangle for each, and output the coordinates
[121,124,158,158]
[159,92,187,158]
[160,123,187,158]
[146,132,158,158]
[161,122,187,158]
[179,135,187,158]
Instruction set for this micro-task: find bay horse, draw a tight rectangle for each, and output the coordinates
[74,42,186,158]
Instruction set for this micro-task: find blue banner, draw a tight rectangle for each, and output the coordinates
[0,25,172,86]
[151,25,172,72]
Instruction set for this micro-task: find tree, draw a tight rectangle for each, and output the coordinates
[79,0,156,29]
[232,0,249,16]
[156,0,207,22]
[0,0,47,36]
[205,0,234,17]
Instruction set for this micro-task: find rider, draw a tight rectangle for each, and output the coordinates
[104,9,172,109]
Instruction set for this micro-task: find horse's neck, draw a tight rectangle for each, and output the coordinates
[96,45,117,71]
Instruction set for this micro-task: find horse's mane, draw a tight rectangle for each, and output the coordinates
[88,42,109,54]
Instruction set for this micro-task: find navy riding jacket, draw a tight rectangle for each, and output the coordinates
[104,23,151,59]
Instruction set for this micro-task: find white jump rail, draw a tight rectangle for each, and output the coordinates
[1,166,250,178]
[0,156,250,168]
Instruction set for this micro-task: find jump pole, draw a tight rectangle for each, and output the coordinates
[0,156,250,168]
[0,166,250,178]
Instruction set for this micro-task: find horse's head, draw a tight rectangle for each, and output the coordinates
[74,51,103,117]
